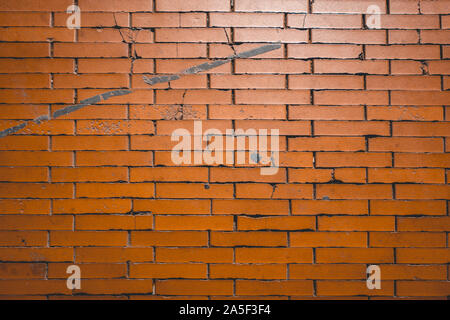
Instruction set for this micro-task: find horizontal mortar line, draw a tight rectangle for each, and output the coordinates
[0,43,282,138]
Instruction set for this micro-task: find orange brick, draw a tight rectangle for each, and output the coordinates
[77,183,154,198]
[236,248,312,263]
[130,263,206,279]
[235,184,313,199]
[319,216,394,231]
[238,216,315,231]
[48,263,127,279]
[132,231,207,246]
[156,183,232,199]
[156,248,233,263]
[316,152,391,167]
[133,13,206,27]
[209,105,286,120]
[290,264,366,280]
[316,248,394,263]
[76,247,153,263]
[0,248,73,262]
[314,60,388,74]
[52,136,128,151]
[368,168,445,183]
[54,199,131,214]
[155,216,233,231]
[291,232,367,247]
[370,200,446,216]
[290,106,365,120]
[397,217,450,232]
[395,153,450,168]
[292,200,368,215]
[0,263,46,279]
[0,12,50,26]
[210,264,286,280]
[210,231,287,247]
[50,231,127,246]
[0,200,50,215]
[316,280,393,296]
[377,265,446,280]
[0,232,47,247]
[133,199,210,214]
[396,185,450,200]
[367,106,443,121]
[54,43,128,58]
[370,232,446,248]
[76,151,152,166]
[213,200,289,215]
[396,248,450,264]
[290,137,365,151]
[0,183,73,199]
[76,215,152,230]
[393,122,450,137]
[236,280,313,296]
[0,167,48,182]
[236,90,310,104]
[315,121,390,136]
[316,184,392,200]
[236,59,310,74]
[290,75,363,90]
[130,167,208,182]
[211,75,285,89]
[156,280,233,296]
[314,91,389,105]
[397,281,450,297]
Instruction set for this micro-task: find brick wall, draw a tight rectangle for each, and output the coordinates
[0,0,449,299]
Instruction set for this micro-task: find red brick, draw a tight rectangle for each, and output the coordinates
[211,13,283,27]
[289,44,362,59]
[156,0,230,12]
[312,30,386,44]
[235,0,308,13]
[289,14,362,29]
[312,0,386,14]
[235,28,308,43]
[366,45,440,59]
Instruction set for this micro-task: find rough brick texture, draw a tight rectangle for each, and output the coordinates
[0,0,449,300]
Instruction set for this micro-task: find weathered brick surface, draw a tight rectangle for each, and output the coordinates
[0,0,448,299]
